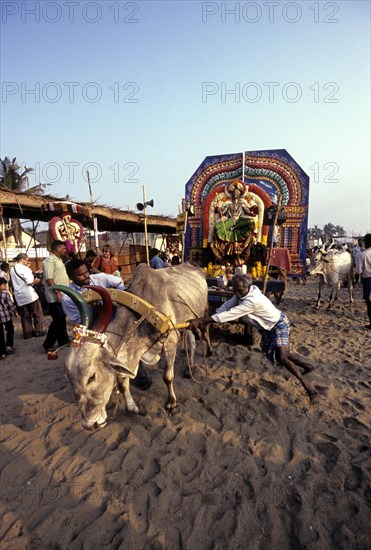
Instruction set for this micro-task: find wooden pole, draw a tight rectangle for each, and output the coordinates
[31,220,40,270]
[262,196,282,295]
[0,206,8,262]
[88,226,92,251]
[143,185,150,265]
[181,207,188,264]
[87,170,99,253]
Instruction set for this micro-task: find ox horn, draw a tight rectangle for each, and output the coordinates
[84,286,113,333]
[50,285,93,327]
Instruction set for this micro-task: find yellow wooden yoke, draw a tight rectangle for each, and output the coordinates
[82,289,190,333]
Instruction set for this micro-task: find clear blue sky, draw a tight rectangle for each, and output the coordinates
[1,0,370,235]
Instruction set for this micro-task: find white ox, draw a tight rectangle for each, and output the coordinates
[307,248,353,308]
[64,263,210,430]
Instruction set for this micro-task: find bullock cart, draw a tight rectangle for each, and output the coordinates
[207,278,286,310]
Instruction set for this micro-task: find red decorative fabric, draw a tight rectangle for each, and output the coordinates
[43,202,91,218]
[267,248,292,272]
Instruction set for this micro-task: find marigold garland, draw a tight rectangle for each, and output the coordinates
[72,324,108,347]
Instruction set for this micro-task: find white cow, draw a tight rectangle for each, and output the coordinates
[63,263,210,430]
[308,248,353,308]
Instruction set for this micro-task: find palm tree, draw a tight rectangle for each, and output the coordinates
[323,223,346,241]
[0,157,50,247]
[0,157,52,194]
[0,157,33,191]
[334,224,346,237]
[307,225,323,240]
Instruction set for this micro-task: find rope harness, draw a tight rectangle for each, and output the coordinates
[108,375,121,422]
[182,328,209,384]
[176,295,210,382]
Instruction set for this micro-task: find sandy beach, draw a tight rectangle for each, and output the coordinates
[1,278,370,550]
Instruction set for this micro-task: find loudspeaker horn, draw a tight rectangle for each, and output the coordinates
[136,199,154,211]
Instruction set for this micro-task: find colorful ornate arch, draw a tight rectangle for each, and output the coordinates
[185,149,309,274]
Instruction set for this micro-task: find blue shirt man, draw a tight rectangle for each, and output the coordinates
[150,249,165,269]
[61,259,124,324]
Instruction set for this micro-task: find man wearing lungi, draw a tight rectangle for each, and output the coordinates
[188,273,317,401]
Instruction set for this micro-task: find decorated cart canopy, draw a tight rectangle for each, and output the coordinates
[184,149,309,275]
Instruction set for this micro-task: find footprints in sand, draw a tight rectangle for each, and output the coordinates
[297,345,310,357]
[260,379,279,393]
[343,416,368,432]
[315,442,341,473]
[344,466,363,491]
[179,455,199,478]
[314,384,328,396]
[140,458,161,484]
[247,385,258,399]
[255,458,268,478]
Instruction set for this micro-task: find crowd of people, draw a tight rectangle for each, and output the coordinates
[0,243,126,360]
[149,248,180,269]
